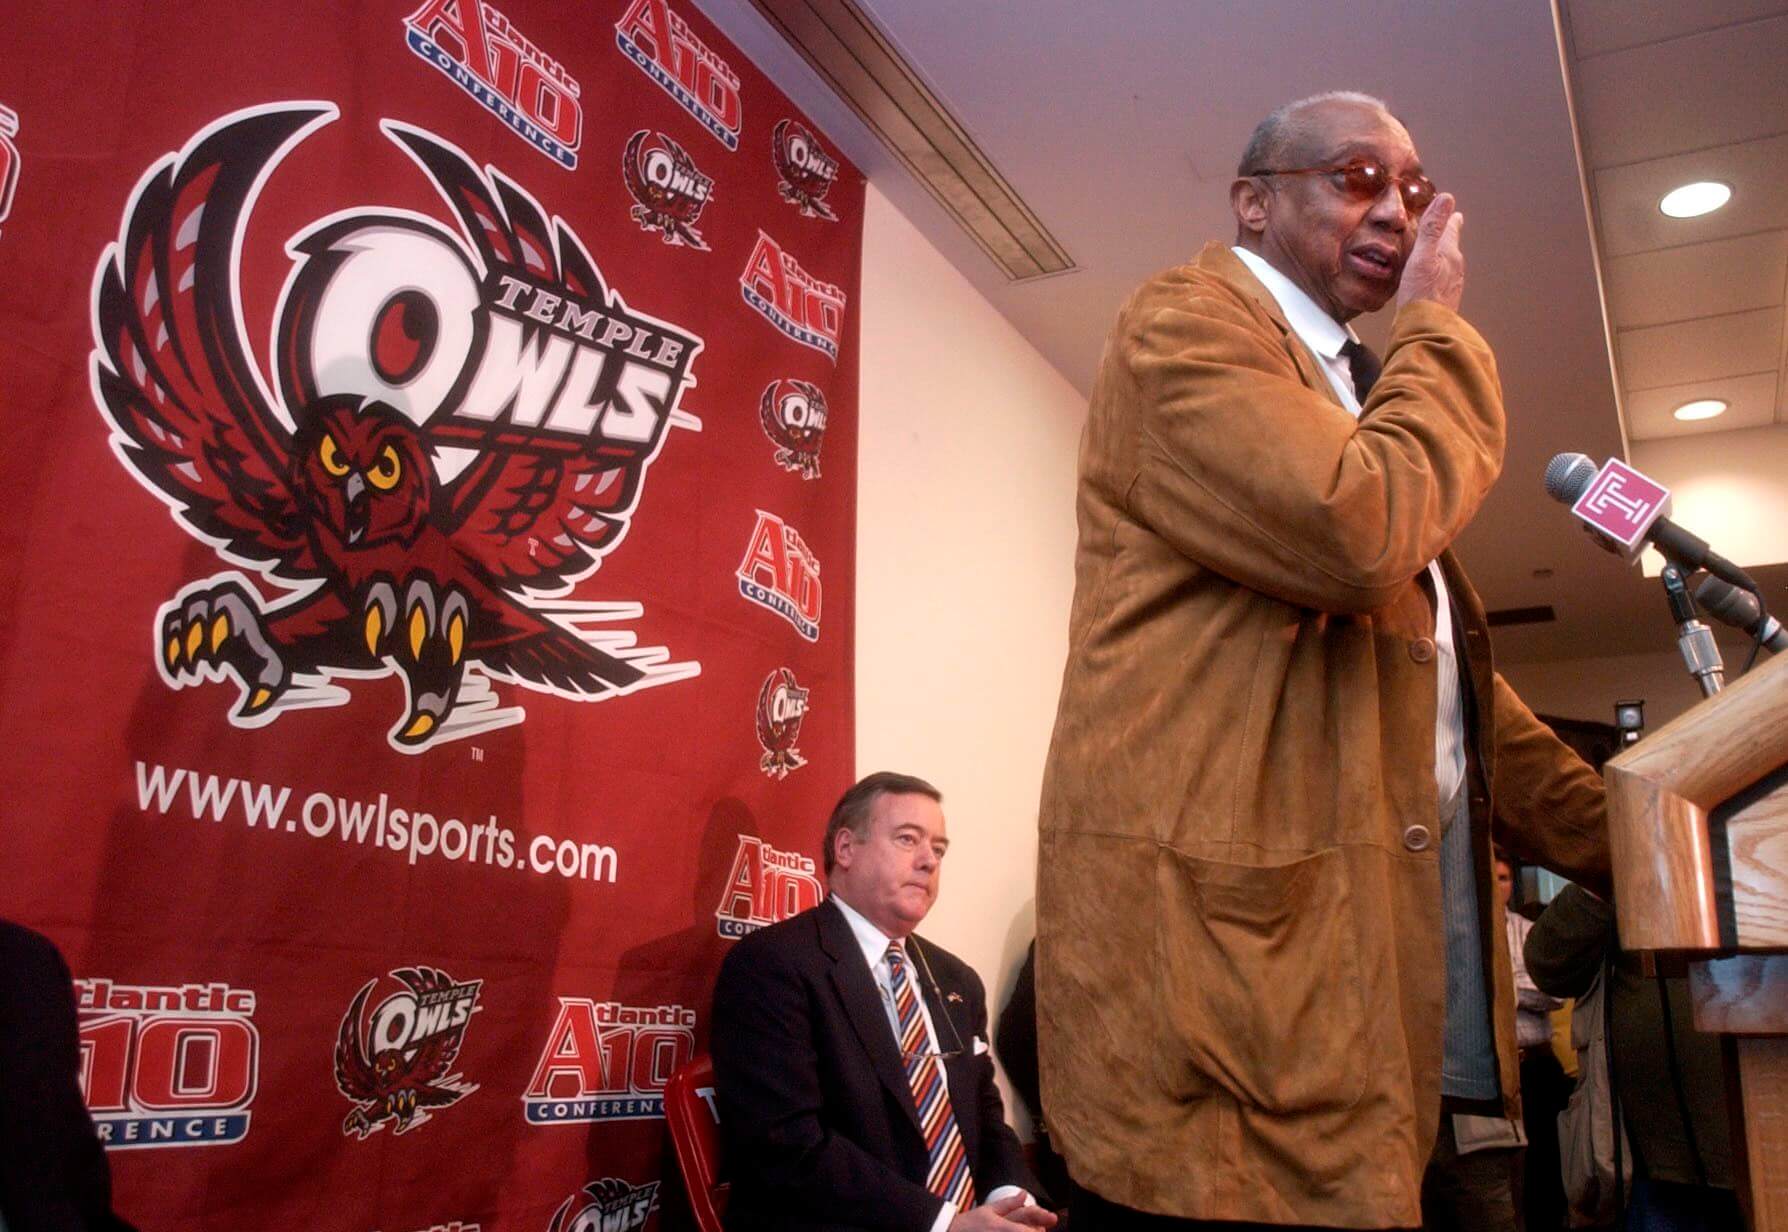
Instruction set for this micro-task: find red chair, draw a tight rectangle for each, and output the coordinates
[664,1053,727,1232]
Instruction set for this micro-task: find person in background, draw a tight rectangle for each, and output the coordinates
[711,772,1053,1232]
[994,941,1073,1214]
[1498,856,1567,1231]
[0,918,137,1231]
[1524,885,1739,1232]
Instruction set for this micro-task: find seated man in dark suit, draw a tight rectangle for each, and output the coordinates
[0,918,137,1232]
[711,772,1054,1232]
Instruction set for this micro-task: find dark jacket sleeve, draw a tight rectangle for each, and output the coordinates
[958,963,1033,1198]
[1523,885,1615,1000]
[0,920,137,1232]
[710,936,943,1232]
[993,943,1041,1123]
[1488,673,1612,896]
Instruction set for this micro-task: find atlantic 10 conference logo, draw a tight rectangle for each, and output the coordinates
[523,1000,695,1124]
[740,231,846,361]
[547,1178,661,1232]
[404,0,582,169]
[755,667,809,779]
[88,104,704,753]
[737,511,821,640]
[615,0,742,150]
[77,978,258,1148]
[772,119,839,221]
[759,378,826,480]
[716,836,822,938]
[622,129,713,249]
[334,967,482,1138]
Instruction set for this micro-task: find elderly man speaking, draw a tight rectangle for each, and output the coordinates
[1036,92,1609,1231]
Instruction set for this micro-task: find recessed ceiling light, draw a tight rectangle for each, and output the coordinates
[1672,398,1728,422]
[1659,181,1731,218]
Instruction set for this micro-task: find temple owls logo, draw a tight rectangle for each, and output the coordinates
[754,666,808,779]
[88,103,704,752]
[546,1178,660,1232]
[771,118,838,221]
[758,378,826,480]
[333,967,482,1138]
[621,129,713,249]
[0,105,19,238]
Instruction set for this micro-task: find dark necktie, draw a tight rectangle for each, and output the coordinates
[1341,338,1382,405]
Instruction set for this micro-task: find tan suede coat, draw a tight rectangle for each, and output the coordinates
[1036,244,1610,1229]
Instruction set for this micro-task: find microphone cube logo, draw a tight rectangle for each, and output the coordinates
[1573,459,1670,551]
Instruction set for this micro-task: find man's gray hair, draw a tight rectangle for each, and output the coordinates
[1237,91,1393,176]
[822,771,942,875]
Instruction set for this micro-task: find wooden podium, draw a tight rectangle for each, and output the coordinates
[1605,649,1788,1228]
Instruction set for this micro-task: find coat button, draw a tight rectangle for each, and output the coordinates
[1409,637,1436,663]
[1403,824,1432,852]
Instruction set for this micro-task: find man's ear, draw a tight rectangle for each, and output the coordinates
[1231,176,1269,237]
[832,826,854,872]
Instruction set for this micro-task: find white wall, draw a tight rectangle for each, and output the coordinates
[854,182,1085,1117]
[1499,647,1714,730]
[1632,424,1788,576]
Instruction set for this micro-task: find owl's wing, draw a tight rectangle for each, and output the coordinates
[332,979,381,1099]
[444,448,637,591]
[383,123,647,592]
[90,105,326,576]
[393,968,469,1085]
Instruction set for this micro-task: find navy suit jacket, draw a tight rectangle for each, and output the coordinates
[711,899,1034,1232]
[0,920,136,1232]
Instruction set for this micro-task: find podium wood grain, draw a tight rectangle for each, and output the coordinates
[1604,650,1787,1231]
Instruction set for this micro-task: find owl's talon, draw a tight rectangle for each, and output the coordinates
[361,582,398,659]
[157,582,288,717]
[407,604,427,661]
[382,581,471,746]
[237,685,278,717]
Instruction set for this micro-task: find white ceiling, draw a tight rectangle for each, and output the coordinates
[694,0,1788,666]
[1565,1,1788,448]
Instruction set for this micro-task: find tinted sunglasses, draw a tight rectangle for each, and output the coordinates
[1253,159,1438,214]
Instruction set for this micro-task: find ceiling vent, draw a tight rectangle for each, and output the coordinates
[1486,605,1559,628]
[746,0,1074,281]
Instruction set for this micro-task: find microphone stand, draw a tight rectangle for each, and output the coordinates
[1662,563,1724,697]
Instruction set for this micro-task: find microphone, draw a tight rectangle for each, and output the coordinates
[1694,575,1787,653]
[1543,452,1756,592]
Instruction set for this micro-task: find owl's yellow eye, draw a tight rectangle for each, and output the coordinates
[318,434,349,477]
[367,443,403,491]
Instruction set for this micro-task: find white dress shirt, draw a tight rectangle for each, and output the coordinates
[830,895,1028,1230]
[1231,246,1467,803]
[1505,909,1563,1048]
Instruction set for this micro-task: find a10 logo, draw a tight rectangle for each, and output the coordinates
[77,980,258,1148]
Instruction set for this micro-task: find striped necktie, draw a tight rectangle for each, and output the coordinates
[886,941,975,1210]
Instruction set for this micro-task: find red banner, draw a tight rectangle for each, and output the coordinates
[0,2,861,1227]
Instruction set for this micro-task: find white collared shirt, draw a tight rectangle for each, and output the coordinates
[828,894,1027,1228]
[1232,246,1466,803]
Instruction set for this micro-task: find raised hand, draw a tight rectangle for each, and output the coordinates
[1397,192,1465,313]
